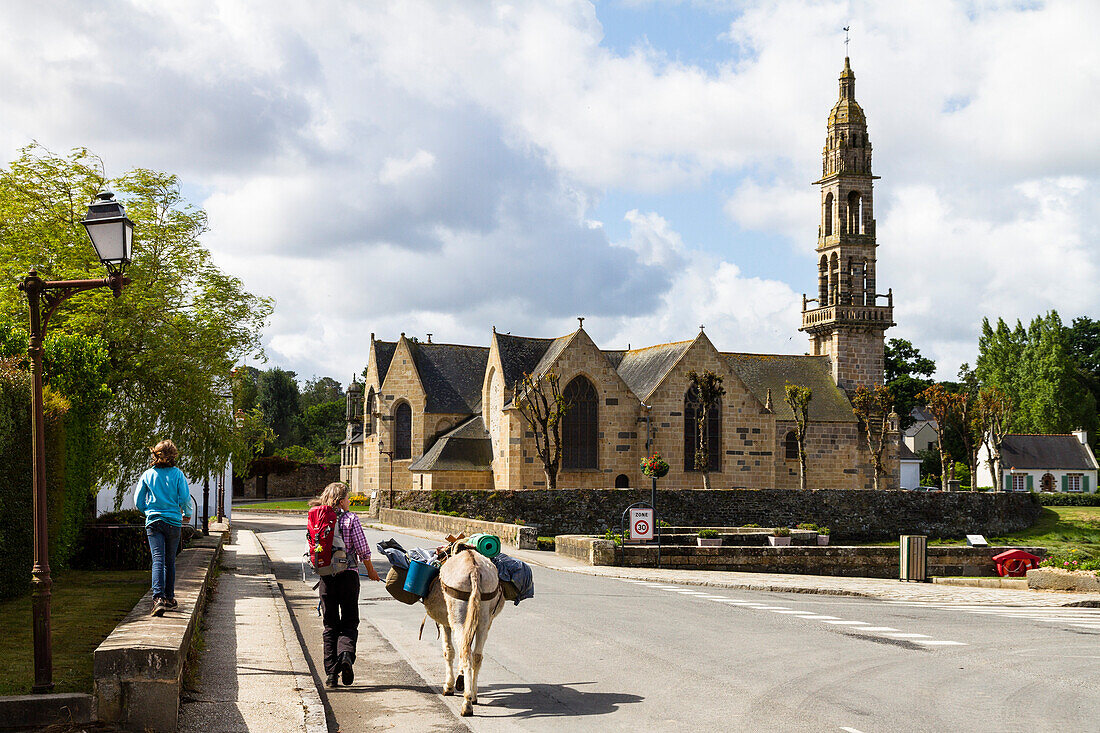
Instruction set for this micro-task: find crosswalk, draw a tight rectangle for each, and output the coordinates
[883,600,1100,631]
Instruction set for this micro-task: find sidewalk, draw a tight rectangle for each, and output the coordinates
[366,521,1100,608]
[179,528,325,733]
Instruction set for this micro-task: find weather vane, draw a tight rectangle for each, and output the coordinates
[844,25,850,55]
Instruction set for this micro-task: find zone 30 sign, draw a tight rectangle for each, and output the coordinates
[629,507,654,541]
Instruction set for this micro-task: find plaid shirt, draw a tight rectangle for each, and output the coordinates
[339,510,371,570]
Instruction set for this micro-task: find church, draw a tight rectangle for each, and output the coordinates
[340,58,899,498]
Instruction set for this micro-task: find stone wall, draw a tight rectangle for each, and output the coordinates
[388,487,1041,541]
[243,464,340,499]
[378,508,537,549]
[613,544,1047,578]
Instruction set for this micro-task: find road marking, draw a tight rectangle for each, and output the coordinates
[748,605,791,610]
[840,727,865,733]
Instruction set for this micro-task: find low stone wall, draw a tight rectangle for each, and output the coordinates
[377,508,537,550]
[243,464,339,500]
[386,487,1041,541]
[94,527,226,732]
[1027,567,1100,592]
[608,544,1047,578]
[556,535,617,566]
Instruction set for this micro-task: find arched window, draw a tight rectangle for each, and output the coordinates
[684,386,721,472]
[365,389,375,436]
[818,255,828,304]
[615,474,630,489]
[847,190,862,234]
[394,402,412,460]
[784,431,799,460]
[824,193,833,237]
[562,376,598,469]
[1041,473,1055,492]
[828,252,839,305]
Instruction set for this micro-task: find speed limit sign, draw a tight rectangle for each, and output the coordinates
[630,508,654,541]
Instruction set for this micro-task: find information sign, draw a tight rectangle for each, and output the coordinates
[630,507,654,541]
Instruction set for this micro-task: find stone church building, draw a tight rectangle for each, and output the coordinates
[341,58,899,498]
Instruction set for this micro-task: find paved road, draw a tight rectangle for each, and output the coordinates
[239,512,1100,733]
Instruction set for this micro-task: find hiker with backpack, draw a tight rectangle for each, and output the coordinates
[307,482,381,689]
[135,439,192,617]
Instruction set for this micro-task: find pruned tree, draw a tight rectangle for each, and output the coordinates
[686,369,726,490]
[919,384,960,490]
[784,383,813,491]
[977,386,1013,491]
[850,384,894,491]
[954,365,981,490]
[512,371,570,490]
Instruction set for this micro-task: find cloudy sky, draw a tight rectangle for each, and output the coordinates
[3,1,1097,384]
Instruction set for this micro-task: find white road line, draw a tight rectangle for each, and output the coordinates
[839,727,865,733]
[913,640,968,646]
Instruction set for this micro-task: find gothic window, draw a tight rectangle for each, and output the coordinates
[784,431,799,460]
[615,474,630,489]
[684,386,721,472]
[847,190,862,234]
[818,256,828,304]
[365,390,375,436]
[562,376,598,469]
[394,402,412,460]
[824,193,833,236]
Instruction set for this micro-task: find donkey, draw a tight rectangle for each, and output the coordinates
[422,547,506,716]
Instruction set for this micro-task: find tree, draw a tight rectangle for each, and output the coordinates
[954,365,981,490]
[230,408,274,479]
[884,338,935,430]
[784,384,812,491]
[920,384,960,491]
[686,369,726,490]
[976,386,1013,492]
[512,371,570,490]
[258,367,301,449]
[850,384,894,491]
[300,376,343,412]
[0,144,272,496]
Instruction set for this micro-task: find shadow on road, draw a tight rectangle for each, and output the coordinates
[475,681,643,718]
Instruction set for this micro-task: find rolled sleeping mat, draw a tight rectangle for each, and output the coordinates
[467,533,501,559]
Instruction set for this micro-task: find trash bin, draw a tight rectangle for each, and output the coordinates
[900,535,927,582]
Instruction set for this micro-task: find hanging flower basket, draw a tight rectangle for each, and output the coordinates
[640,453,670,478]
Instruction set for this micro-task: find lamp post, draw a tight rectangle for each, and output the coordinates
[378,438,394,509]
[19,191,132,693]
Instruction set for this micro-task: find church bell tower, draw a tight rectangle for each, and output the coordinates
[800,57,893,390]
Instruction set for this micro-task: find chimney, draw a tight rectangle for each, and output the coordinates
[1073,427,1088,445]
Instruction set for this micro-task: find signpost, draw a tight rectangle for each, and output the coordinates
[630,507,654,541]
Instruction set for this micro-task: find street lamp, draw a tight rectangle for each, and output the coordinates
[378,438,394,509]
[18,191,132,694]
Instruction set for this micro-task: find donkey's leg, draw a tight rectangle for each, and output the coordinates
[440,622,456,695]
[467,616,491,704]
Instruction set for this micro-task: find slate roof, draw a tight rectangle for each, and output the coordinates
[408,342,490,414]
[999,435,1099,471]
[494,333,555,387]
[609,341,694,401]
[529,334,573,379]
[723,353,857,423]
[909,406,937,424]
[408,416,493,472]
[373,341,398,384]
[898,442,921,461]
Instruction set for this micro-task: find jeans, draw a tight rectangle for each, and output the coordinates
[319,570,360,675]
[146,520,182,600]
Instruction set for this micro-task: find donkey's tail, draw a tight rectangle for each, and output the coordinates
[461,558,481,664]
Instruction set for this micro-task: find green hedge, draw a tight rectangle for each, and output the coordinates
[0,359,34,600]
[1037,493,1100,507]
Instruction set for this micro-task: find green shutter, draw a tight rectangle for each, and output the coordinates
[1005,473,1012,491]
[1062,475,1068,491]
[1084,475,1091,493]
[1026,474,1033,491]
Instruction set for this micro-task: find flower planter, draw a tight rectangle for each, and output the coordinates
[697,537,722,547]
[767,536,791,547]
[817,535,830,546]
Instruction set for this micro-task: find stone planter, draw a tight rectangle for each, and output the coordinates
[817,535,830,546]
[1027,567,1100,593]
[697,537,722,547]
[767,536,791,547]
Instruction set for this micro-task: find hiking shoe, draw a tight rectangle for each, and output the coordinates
[150,598,166,617]
[326,672,339,689]
[165,598,179,610]
[340,652,354,685]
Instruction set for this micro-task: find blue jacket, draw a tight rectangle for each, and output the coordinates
[135,467,192,527]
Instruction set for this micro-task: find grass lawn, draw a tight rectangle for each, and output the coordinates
[234,500,311,511]
[923,506,1100,558]
[0,569,147,696]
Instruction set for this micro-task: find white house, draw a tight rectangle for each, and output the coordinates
[975,430,1098,493]
[899,442,922,489]
[903,406,939,454]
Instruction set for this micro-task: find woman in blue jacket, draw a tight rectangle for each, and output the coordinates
[135,440,192,617]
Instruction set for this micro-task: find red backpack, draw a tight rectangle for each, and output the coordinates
[306,505,349,576]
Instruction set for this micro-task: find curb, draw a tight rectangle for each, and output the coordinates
[253,533,327,733]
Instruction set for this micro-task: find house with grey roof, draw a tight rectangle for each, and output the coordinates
[975,431,1098,493]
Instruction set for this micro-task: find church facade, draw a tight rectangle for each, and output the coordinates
[340,58,899,498]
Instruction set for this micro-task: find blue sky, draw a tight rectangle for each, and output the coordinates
[2,1,1098,383]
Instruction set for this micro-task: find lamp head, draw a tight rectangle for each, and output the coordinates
[82,191,134,272]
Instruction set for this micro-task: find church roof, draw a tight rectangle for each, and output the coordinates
[829,98,865,126]
[373,340,398,384]
[408,342,490,414]
[529,333,574,379]
[723,353,857,423]
[608,340,694,402]
[494,333,555,387]
[999,435,1098,471]
[408,416,493,472]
